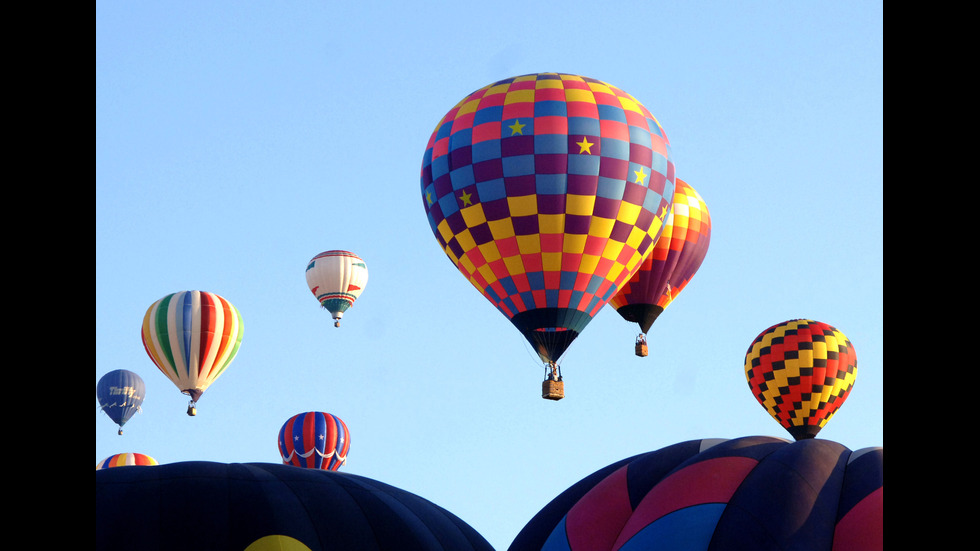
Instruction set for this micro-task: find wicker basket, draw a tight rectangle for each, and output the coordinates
[542,379,564,400]
[635,342,649,357]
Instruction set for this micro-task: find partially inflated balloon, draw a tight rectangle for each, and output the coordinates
[510,437,882,551]
[610,179,711,353]
[744,319,857,440]
[420,73,675,385]
[305,250,368,327]
[278,412,350,471]
[97,462,493,551]
[96,452,159,469]
[141,291,244,416]
[97,369,146,435]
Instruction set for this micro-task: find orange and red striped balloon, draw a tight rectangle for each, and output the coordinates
[610,178,711,337]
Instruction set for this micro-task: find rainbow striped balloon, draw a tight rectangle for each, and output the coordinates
[141,291,244,415]
[96,452,159,470]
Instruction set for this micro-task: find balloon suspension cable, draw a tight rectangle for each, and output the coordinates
[636,333,647,344]
[544,361,562,381]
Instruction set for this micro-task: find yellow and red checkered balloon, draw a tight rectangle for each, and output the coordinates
[744,319,858,440]
[420,73,675,364]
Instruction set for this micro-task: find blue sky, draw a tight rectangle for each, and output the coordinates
[96,2,882,548]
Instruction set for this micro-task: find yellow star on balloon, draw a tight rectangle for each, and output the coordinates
[426,191,434,205]
[633,167,647,185]
[459,190,473,206]
[508,119,526,135]
[576,137,593,154]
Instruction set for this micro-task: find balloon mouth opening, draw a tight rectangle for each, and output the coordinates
[786,424,822,441]
[615,304,664,334]
[511,308,593,364]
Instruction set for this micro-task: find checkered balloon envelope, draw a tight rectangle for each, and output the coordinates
[744,319,858,440]
[420,73,675,382]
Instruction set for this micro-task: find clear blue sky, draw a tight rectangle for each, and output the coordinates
[96,2,883,549]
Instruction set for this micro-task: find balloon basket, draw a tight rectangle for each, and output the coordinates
[542,379,564,401]
[635,342,648,357]
[186,404,197,416]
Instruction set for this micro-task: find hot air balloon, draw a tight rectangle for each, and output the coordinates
[96,452,159,469]
[610,178,711,357]
[420,73,675,400]
[306,250,369,327]
[96,369,146,435]
[510,436,882,551]
[141,290,244,416]
[97,461,494,551]
[278,411,350,471]
[744,319,857,440]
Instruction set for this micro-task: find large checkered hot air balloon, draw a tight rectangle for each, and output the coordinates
[744,319,858,440]
[141,291,244,416]
[420,73,675,400]
[609,178,711,356]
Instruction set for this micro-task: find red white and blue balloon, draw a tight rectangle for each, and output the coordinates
[278,411,350,471]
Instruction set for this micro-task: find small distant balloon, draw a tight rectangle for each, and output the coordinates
[306,251,369,327]
[278,412,350,471]
[96,452,159,470]
[141,290,244,416]
[97,369,146,435]
[744,319,858,440]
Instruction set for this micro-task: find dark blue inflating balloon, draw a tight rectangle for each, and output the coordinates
[510,436,883,551]
[96,369,145,435]
[96,461,495,551]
